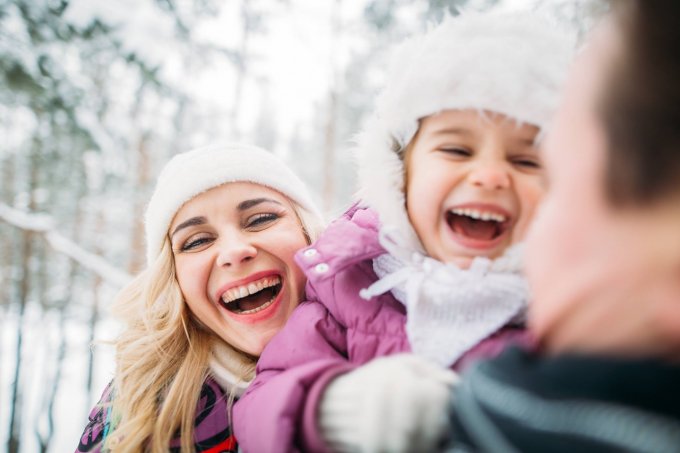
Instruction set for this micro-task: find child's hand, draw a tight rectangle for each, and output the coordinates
[319,354,459,453]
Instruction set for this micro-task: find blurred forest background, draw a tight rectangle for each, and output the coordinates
[1,0,602,451]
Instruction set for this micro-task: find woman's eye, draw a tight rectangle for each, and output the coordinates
[180,236,213,252]
[246,213,280,229]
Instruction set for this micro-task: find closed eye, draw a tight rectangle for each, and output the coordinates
[439,147,472,158]
[245,212,280,230]
[179,235,214,252]
[511,157,542,169]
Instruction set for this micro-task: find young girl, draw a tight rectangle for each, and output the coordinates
[234,11,574,453]
[75,144,324,453]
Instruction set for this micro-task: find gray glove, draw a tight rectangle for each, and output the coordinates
[319,354,459,453]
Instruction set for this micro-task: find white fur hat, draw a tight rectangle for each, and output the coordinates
[356,10,575,253]
[145,143,322,264]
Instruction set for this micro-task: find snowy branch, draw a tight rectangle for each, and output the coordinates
[0,203,132,288]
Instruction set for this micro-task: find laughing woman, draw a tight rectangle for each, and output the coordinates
[75,144,324,453]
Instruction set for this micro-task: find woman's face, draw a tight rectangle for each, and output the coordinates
[169,182,309,356]
[525,21,680,356]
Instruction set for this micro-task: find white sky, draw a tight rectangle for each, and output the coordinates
[60,0,554,151]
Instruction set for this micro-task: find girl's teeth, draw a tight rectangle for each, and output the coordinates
[450,208,506,223]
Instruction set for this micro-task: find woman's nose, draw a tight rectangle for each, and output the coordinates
[216,235,258,267]
[468,161,511,190]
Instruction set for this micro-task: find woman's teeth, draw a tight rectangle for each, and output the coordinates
[220,276,283,315]
[234,296,276,315]
[221,276,281,303]
[449,207,507,223]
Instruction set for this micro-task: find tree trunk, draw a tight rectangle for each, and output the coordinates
[85,207,105,405]
[1,116,16,312]
[322,0,342,212]
[33,228,49,452]
[228,0,252,140]
[128,134,150,275]
[7,137,39,453]
[35,200,82,452]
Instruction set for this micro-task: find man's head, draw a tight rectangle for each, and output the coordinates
[526,1,680,359]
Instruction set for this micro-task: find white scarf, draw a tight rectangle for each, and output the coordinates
[360,227,529,367]
[208,341,253,398]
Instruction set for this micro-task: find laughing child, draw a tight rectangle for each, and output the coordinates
[234,10,574,453]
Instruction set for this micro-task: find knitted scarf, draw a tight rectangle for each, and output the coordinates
[208,340,253,398]
[360,227,529,367]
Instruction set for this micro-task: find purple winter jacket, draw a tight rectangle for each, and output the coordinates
[76,378,237,453]
[233,205,530,453]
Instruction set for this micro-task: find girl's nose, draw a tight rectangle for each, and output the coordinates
[468,162,511,190]
[216,235,258,267]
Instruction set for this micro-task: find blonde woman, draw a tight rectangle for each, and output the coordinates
[75,144,324,453]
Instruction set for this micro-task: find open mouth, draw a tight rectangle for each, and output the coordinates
[220,276,283,315]
[446,207,510,242]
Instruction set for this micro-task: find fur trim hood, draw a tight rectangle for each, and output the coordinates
[355,10,575,253]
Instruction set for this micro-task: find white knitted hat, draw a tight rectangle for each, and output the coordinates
[144,143,323,264]
[356,10,575,253]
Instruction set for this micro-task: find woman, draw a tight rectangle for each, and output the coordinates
[76,143,324,453]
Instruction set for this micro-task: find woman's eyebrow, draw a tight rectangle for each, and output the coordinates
[237,197,282,211]
[171,216,207,238]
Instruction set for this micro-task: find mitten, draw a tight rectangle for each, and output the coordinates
[319,354,459,453]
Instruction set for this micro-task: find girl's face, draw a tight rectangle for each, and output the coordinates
[170,182,309,356]
[405,109,544,268]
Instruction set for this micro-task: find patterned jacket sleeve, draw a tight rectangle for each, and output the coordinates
[75,383,113,453]
[76,379,238,453]
[233,299,355,453]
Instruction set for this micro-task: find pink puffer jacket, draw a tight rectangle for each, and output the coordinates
[233,204,530,453]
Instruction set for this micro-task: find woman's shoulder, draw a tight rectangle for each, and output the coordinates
[75,383,114,452]
[176,377,237,452]
[76,379,238,453]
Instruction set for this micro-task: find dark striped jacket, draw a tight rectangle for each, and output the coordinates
[445,347,680,453]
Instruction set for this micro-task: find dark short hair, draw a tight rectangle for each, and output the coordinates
[601,1,680,204]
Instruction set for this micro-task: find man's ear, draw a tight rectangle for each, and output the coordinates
[650,215,680,358]
[652,276,680,360]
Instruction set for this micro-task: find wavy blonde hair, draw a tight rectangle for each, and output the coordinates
[103,202,324,453]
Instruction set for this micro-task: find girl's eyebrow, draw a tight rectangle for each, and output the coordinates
[171,216,207,238]
[237,197,282,211]
[513,137,539,148]
[433,127,473,137]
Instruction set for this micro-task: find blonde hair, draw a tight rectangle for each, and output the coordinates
[293,202,325,245]
[103,199,323,453]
